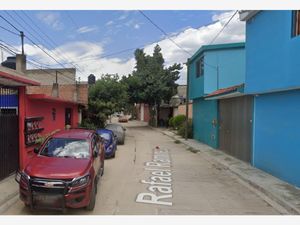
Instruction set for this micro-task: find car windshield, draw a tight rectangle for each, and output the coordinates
[39,138,90,159]
[100,133,111,141]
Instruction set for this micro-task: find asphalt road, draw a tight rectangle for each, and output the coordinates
[4,120,279,215]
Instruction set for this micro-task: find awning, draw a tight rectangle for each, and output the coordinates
[205,84,244,100]
[0,69,40,86]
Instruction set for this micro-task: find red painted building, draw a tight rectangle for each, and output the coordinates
[0,56,87,180]
[19,92,82,169]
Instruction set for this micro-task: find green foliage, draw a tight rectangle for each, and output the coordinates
[125,44,182,126]
[84,74,129,128]
[173,114,186,129]
[168,117,174,128]
[177,119,193,139]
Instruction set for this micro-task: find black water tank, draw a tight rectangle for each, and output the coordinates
[1,56,16,70]
[88,74,96,85]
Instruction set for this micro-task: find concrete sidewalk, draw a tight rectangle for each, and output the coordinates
[0,174,19,214]
[158,128,300,215]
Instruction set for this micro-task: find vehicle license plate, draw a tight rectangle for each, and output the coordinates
[33,193,62,206]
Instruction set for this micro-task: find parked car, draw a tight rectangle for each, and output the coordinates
[15,129,105,212]
[118,115,128,123]
[105,123,126,145]
[96,129,117,158]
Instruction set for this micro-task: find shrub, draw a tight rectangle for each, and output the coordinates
[168,117,174,128]
[173,114,186,129]
[177,119,193,139]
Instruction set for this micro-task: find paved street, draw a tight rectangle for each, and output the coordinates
[4,121,279,215]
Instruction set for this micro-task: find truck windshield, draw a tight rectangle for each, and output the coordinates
[39,138,90,159]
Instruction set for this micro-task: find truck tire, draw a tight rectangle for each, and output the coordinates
[86,184,96,211]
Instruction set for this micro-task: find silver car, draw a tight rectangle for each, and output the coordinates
[105,123,126,145]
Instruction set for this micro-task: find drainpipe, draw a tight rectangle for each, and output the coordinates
[185,58,190,140]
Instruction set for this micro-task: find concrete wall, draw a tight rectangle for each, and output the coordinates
[177,103,193,119]
[245,11,300,93]
[252,90,300,187]
[25,68,76,85]
[193,98,218,148]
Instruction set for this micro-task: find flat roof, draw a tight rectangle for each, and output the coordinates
[0,67,40,86]
[188,42,245,64]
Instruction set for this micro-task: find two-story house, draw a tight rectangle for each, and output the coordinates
[240,10,300,187]
[188,43,250,162]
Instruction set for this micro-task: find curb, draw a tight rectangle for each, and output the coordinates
[159,128,300,215]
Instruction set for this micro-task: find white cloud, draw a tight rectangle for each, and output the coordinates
[105,20,114,26]
[21,11,244,84]
[76,25,98,34]
[134,24,140,29]
[36,12,64,31]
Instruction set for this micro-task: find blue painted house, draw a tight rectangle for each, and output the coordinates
[188,43,246,151]
[240,10,300,187]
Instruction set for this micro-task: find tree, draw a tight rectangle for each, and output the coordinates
[126,44,182,126]
[83,74,128,128]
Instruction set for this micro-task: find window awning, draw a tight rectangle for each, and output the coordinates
[204,84,244,100]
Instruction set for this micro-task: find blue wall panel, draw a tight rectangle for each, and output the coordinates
[253,90,300,187]
[193,98,218,148]
[246,11,300,93]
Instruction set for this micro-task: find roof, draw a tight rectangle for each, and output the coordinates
[239,10,260,21]
[0,67,40,86]
[52,129,95,139]
[27,94,81,105]
[188,42,245,64]
[205,84,244,100]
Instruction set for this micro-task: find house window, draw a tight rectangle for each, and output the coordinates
[292,10,300,37]
[196,56,204,77]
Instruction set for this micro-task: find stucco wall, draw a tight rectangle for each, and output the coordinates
[20,96,79,169]
[253,90,300,187]
[245,11,300,93]
[193,98,218,148]
[188,44,245,100]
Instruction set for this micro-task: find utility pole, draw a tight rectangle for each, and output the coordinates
[55,70,58,84]
[185,58,190,140]
[20,31,24,55]
[216,65,219,90]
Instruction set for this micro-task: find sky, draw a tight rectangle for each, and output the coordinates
[0,10,245,84]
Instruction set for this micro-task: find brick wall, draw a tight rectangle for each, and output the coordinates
[26,83,88,105]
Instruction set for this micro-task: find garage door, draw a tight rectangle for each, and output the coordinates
[218,96,253,163]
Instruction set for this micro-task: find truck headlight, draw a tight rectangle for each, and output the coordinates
[71,175,90,187]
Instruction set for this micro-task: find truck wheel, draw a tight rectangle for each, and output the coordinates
[86,184,96,211]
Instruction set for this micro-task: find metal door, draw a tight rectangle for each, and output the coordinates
[0,87,19,180]
[218,96,253,163]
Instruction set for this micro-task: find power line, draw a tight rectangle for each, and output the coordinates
[209,10,238,45]
[138,10,192,57]
[16,11,85,72]
[0,41,75,83]
[1,12,84,78]
[0,25,19,36]
[3,11,71,68]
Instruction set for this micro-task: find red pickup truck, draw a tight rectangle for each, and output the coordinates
[16,129,105,212]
